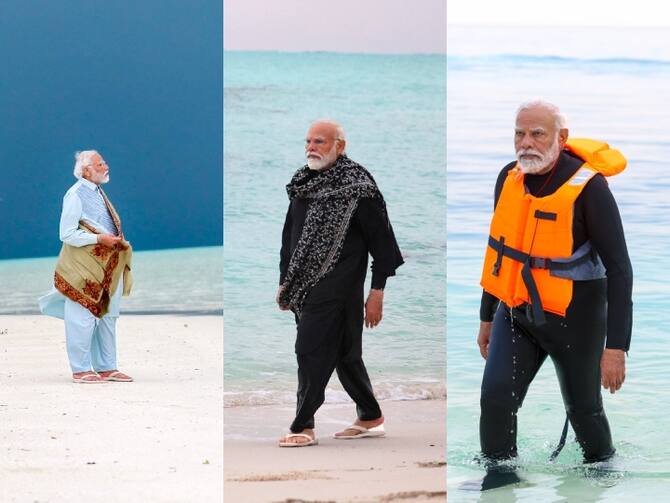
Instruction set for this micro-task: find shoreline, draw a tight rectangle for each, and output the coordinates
[0,314,223,502]
[225,399,446,502]
[0,310,223,316]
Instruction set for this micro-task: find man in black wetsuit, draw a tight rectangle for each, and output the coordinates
[477,100,633,464]
[276,120,403,447]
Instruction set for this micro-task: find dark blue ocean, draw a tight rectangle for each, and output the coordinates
[0,1,222,261]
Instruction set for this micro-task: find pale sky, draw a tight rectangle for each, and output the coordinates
[224,0,446,53]
[448,0,670,26]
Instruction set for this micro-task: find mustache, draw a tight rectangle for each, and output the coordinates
[516,148,543,158]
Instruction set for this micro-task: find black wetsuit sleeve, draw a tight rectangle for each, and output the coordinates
[356,198,404,290]
[480,291,500,322]
[279,202,292,285]
[580,175,634,350]
[480,164,515,322]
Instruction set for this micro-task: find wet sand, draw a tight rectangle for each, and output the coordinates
[225,399,446,502]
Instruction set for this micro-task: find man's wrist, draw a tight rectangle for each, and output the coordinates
[604,347,626,354]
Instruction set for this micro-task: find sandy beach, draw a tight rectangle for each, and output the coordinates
[0,314,223,503]
[225,399,446,502]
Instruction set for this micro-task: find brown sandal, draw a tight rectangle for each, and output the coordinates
[98,370,133,382]
[72,372,105,383]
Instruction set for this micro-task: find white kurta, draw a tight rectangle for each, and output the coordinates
[38,178,124,372]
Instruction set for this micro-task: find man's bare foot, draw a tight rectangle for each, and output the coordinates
[334,415,384,438]
[278,428,315,446]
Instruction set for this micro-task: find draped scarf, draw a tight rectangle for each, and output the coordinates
[279,155,386,316]
[54,189,133,318]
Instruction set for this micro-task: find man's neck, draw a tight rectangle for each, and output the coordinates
[81,177,98,189]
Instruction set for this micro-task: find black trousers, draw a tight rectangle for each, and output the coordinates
[480,300,615,463]
[290,296,382,433]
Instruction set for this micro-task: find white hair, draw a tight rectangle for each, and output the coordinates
[73,150,99,179]
[516,100,568,130]
[311,119,346,142]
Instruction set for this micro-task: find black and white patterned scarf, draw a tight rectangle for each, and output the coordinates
[279,154,384,316]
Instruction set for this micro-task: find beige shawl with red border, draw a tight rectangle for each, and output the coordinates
[54,188,133,318]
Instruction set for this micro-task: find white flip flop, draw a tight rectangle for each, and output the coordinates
[278,433,319,447]
[334,423,386,440]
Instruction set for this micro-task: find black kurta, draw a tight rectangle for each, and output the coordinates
[279,168,403,432]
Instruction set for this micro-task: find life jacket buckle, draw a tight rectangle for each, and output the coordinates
[531,257,551,269]
[492,236,505,276]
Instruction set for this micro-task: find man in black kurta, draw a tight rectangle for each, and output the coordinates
[277,120,403,447]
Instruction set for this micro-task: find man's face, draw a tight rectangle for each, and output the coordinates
[305,123,345,171]
[514,107,566,174]
[84,153,110,184]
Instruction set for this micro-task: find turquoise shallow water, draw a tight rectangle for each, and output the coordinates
[224,51,446,406]
[447,49,670,499]
[0,246,223,315]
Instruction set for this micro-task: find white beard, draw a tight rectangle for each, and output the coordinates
[93,173,110,184]
[516,136,560,174]
[306,144,338,171]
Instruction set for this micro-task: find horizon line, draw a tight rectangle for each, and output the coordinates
[223,48,446,57]
[0,243,224,263]
[447,22,670,28]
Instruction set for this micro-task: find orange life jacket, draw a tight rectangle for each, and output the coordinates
[480,138,626,324]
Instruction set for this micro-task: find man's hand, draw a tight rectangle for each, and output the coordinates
[364,289,384,328]
[97,234,122,248]
[276,285,289,311]
[601,348,626,394]
[477,321,492,360]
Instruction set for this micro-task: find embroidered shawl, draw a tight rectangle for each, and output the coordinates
[54,188,133,318]
[279,155,386,316]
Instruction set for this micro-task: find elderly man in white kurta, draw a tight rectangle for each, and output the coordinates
[39,150,134,383]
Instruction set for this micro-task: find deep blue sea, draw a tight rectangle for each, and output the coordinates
[0,246,223,315]
[447,27,670,502]
[0,1,222,260]
[223,51,446,407]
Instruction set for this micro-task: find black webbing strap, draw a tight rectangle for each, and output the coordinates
[489,235,596,272]
[549,415,570,462]
[534,251,594,271]
[487,235,595,327]
[534,209,557,221]
[488,235,528,264]
[492,236,505,276]
[521,259,546,326]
